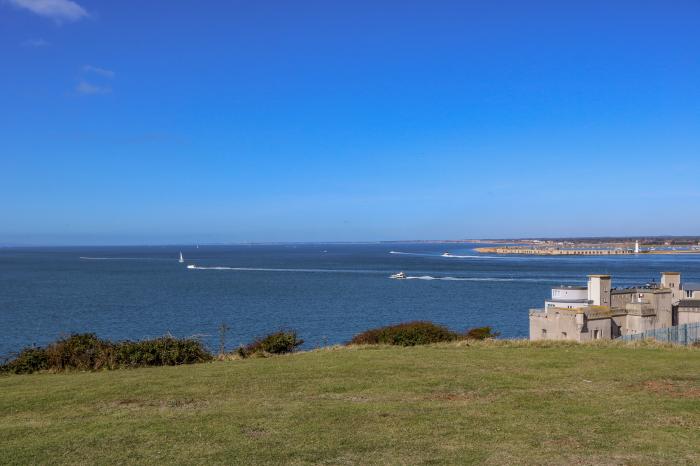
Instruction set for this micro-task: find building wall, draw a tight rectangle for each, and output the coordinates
[551,288,588,300]
[652,291,673,327]
[678,307,700,325]
[611,291,636,308]
[611,290,673,328]
[529,311,584,341]
[545,300,588,310]
[622,314,660,335]
[529,309,615,341]
[580,318,612,341]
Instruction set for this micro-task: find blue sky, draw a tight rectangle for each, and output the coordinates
[2,1,699,244]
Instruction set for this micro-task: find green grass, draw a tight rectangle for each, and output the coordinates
[1,341,699,465]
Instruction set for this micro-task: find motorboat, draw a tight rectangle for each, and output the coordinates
[187,264,197,269]
[389,272,407,279]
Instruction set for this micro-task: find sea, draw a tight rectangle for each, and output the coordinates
[2,243,700,357]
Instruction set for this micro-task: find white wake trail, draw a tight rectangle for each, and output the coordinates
[403,275,556,282]
[79,257,172,261]
[389,250,504,259]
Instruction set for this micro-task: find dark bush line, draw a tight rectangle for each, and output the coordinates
[1,323,497,373]
[1,333,213,375]
[348,321,499,346]
[237,330,304,358]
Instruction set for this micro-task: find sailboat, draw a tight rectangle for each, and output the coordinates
[179,251,184,263]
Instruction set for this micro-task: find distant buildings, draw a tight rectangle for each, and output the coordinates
[529,272,700,341]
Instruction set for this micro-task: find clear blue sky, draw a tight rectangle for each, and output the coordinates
[2,1,699,244]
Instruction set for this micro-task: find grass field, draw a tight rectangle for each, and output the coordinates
[1,341,699,465]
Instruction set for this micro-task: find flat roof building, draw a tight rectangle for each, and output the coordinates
[530,272,700,341]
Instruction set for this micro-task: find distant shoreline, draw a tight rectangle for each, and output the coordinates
[475,246,700,256]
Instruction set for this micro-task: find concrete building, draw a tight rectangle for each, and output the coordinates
[529,272,700,341]
[682,283,700,299]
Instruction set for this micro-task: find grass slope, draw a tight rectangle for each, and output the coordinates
[1,341,699,465]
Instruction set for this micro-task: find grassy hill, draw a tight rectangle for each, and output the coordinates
[1,341,699,464]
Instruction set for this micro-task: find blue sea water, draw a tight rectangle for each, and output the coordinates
[1,243,700,357]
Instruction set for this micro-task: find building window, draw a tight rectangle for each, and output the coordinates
[593,329,600,339]
[542,329,547,337]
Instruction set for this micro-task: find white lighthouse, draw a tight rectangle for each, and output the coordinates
[634,240,640,254]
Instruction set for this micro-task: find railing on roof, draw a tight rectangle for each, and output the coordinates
[621,322,700,346]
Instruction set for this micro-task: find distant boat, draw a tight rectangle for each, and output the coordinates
[390,272,407,279]
[441,252,451,257]
[179,252,184,263]
[187,264,196,269]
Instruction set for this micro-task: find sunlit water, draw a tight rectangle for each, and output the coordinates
[1,243,699,356]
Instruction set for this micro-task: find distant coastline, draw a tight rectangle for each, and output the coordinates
[475,246,700,256]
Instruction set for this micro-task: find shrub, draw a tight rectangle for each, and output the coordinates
[45,333,114,371]
[0,347,49,374]
[239,331,304,357]
[113,337,212,367]
[349,321,459,346]
[0,333,213,374]
[464,326,500,340]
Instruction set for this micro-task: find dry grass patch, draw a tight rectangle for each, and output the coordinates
[100,398,210,412]
[642,379,700,398]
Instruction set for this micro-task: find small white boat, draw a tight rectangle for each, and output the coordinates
[179,252,184,263]
[390,272,407,279]
[441,252,451,257]
[187,264,196,269]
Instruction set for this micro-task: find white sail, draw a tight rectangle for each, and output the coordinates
[179,251,184,263]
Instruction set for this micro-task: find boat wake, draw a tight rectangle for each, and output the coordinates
[388,251,434,257]
[440,253,503,259]
[79,257,171,261]
[402,275,554,282]
[187,266,557,282]
[389,250,503,259]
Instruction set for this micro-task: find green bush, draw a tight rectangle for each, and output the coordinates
[1,333,213,374]
[0,347,49,374]
[349,321,459,346]
[349,322,500,346]
[45,333,114,371]
[114,337,213,367]
[239,331,304,357]
[464,326,500,340]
